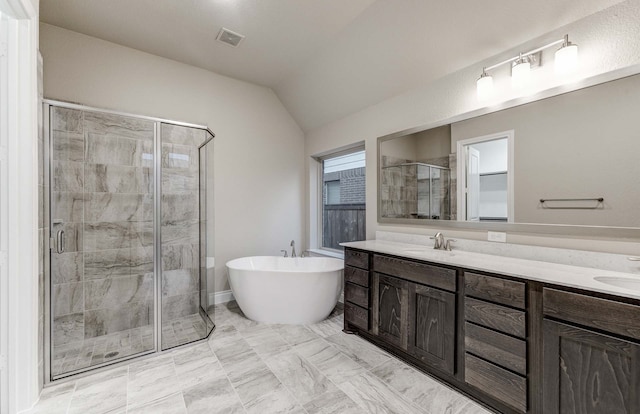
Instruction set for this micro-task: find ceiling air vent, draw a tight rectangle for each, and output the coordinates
[216,28,245,48]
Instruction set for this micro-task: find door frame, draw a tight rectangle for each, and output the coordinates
[456,130,514,223]
[0,0,39,412]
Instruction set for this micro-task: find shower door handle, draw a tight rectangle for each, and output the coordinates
[56,229,65,254]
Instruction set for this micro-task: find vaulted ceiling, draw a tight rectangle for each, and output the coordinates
[40,0,626,131]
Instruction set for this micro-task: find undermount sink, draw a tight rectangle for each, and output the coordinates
[402,248,429,254]
[401,248,455,256]
[594,276,640,292]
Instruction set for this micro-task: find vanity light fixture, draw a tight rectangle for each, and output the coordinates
[555,34,579,75]
[511,53,531,89]
[476,34,579,100]
[476,68,493,100]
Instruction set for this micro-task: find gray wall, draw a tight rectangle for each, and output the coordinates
[451,73,640,227]
[306,2,640,254]
[40,23,305,294]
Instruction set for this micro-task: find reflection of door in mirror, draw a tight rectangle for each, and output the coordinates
[466,147,480,221]
[457,131,513,223]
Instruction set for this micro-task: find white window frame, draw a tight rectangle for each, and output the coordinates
[309,143,365,256]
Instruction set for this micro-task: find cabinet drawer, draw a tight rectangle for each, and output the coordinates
[543,288,640,341]
[465,353,527,413]
[373,254,456,292]
[345,249,369,270]
[464,272,525,310]
[345,282,369,308]
[344,302,369,330]
[465,297,526,338]
[465,322,526,375]
[345,265,369,287]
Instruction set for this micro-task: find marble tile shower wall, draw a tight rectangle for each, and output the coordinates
[380,156,417,218]
[51,107,156,355]
[160,123,206,349]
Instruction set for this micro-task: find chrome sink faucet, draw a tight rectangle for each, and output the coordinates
[431,232,445,250]
[290,240,297,258]
[431,232,456,251]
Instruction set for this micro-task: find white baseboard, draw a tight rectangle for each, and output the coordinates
[208,290,235,305]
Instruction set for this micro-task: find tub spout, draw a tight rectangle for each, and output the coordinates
[290,240,297,258]
[280,249,288,257]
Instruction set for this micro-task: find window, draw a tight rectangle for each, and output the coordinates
[320,149,366,250]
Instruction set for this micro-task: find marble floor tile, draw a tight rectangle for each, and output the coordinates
[25,381,76,414]
[172,342,221,389]
[302,388,365,414]
[241,325,290,358]
[182,375,245,414]
[213,337,254,366]
[231,366,283,406]
[265,350,338,405]
[306,315,343,338]
[325,332,391,369]
[127,392,187,414]
[294,338,366,385]
[68,367,128,414]
[244,387,304,414]
[339,371,423,414]
[34,302,492,414]
[371,357,492,414]
[127,354,178,408]
[271,324,321,346]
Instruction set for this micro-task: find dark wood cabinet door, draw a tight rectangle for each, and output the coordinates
[407,282,456,375]
[543,319,640,414]
[373,273,408,350]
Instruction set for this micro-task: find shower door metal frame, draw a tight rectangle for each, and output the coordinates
[43,100,215,385]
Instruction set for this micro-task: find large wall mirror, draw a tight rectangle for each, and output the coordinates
[378,71,640,237]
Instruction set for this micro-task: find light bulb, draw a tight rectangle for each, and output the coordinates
[555,38,578,75]
[511,57,531,89]
[476,71,494,101]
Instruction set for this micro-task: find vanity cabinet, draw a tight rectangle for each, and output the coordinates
[343,249,371,331]
[542,288,640,414]
[463,272,528,413]
[371,254,457,376]
[342,246,640,414]
[372,273,408,349]
[407,282,456,374]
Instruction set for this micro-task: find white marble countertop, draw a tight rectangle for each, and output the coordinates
[342,239,640,301]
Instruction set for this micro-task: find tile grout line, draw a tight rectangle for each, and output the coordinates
[287,331,370,413]
[301,327,424,413]
[248,324,310,414]
[207,333,251,414]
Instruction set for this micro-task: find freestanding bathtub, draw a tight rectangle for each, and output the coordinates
[226,256,344,324]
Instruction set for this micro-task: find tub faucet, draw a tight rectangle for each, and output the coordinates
[290,240,297,258]
[280,250,288,257]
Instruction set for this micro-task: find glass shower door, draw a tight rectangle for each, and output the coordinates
[159,123,213,350]
[49,106,156,378]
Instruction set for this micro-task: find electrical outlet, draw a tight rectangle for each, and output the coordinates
[488,231,507,243]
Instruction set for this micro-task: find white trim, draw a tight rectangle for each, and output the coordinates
[0,15,9,414]
[456,130,515,223]
[307,248,345,260]
[0,0,39,412]
[208,290,235,305]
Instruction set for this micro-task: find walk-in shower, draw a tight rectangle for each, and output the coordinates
[43,102,215,381]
